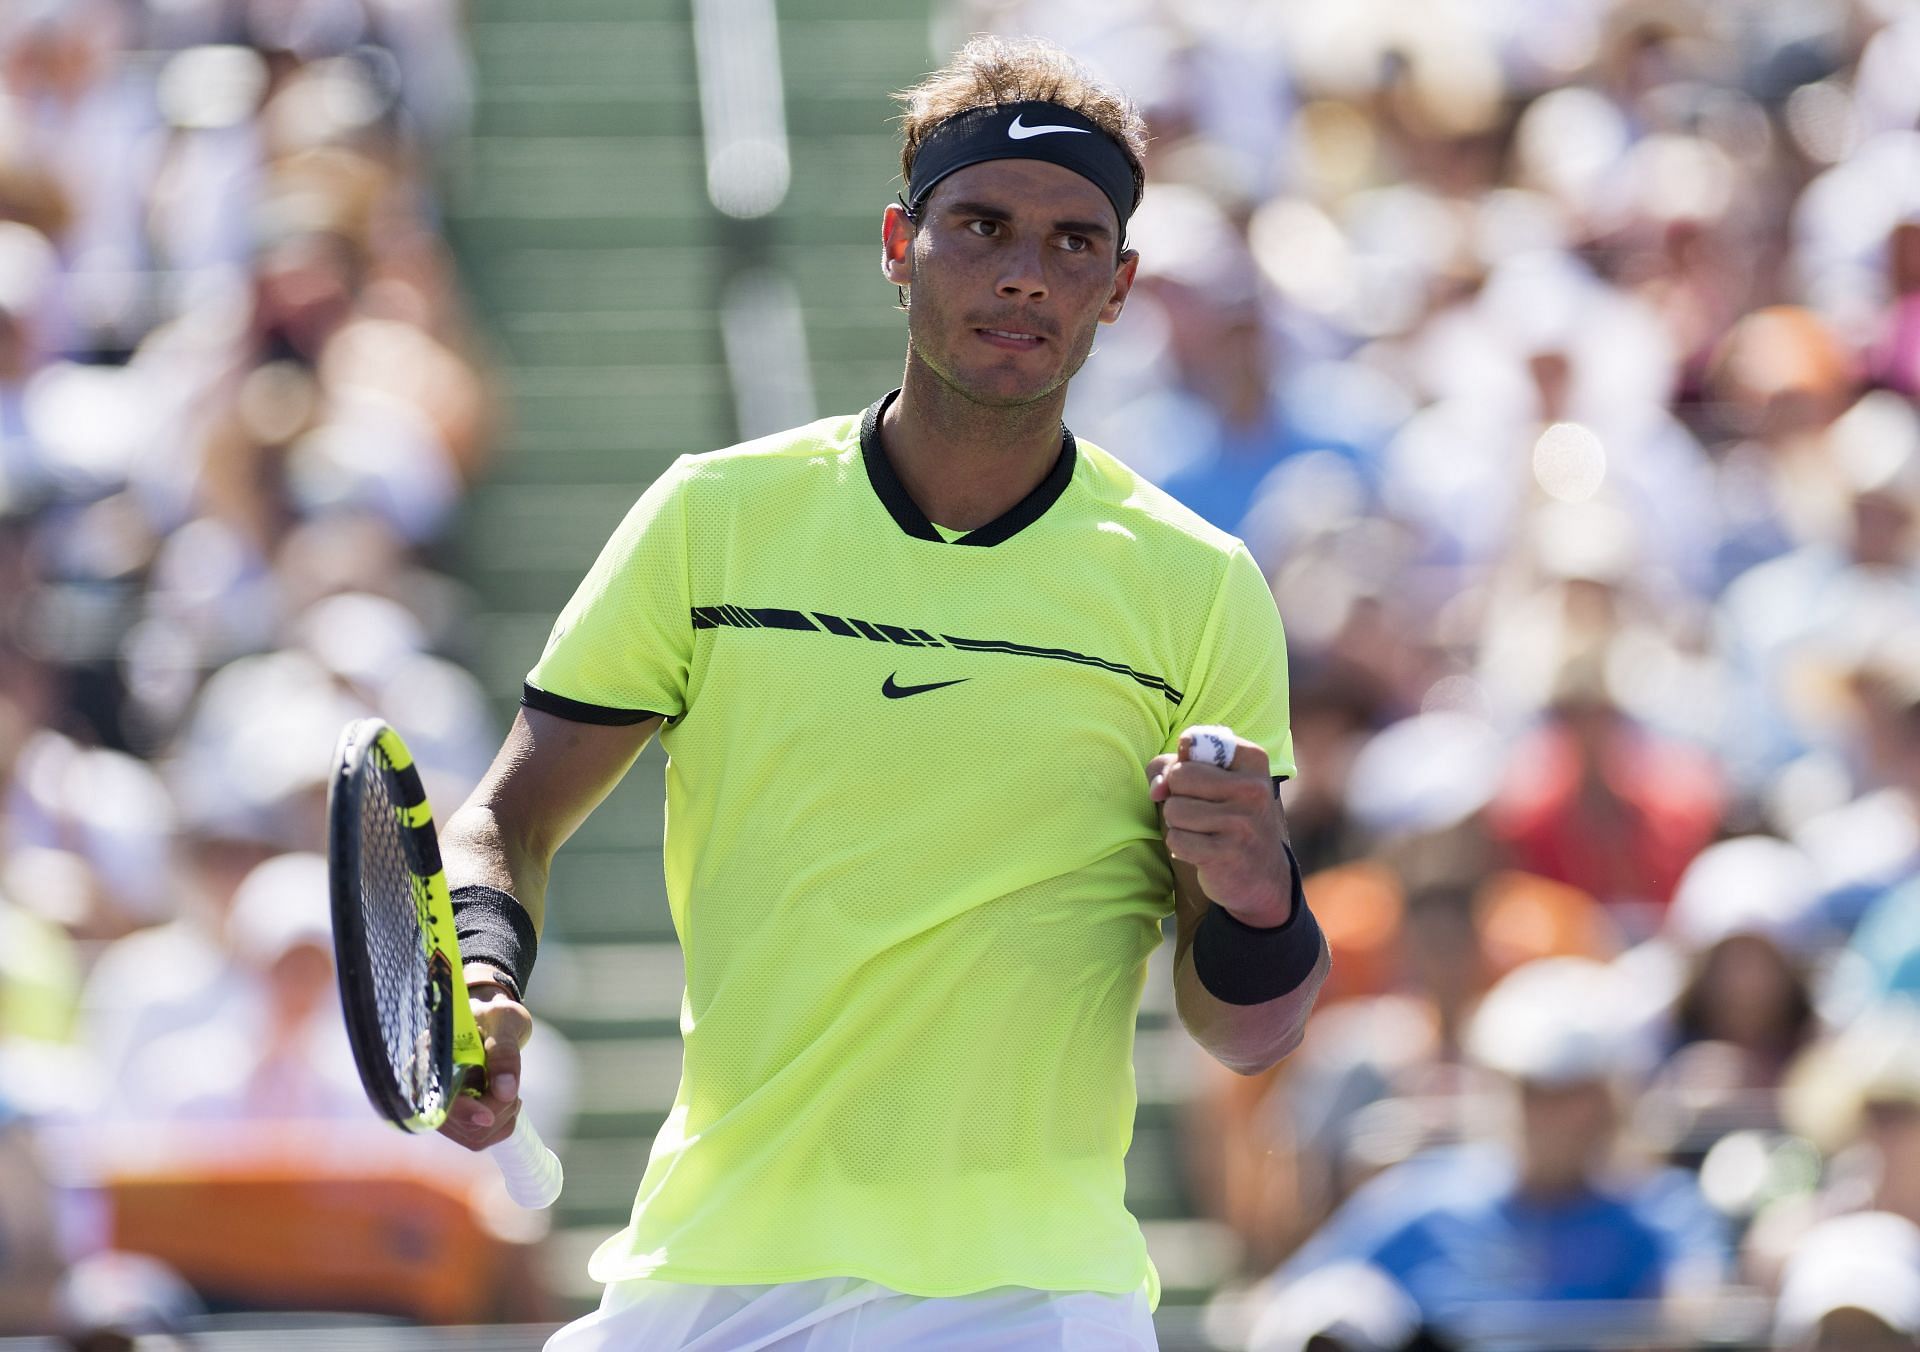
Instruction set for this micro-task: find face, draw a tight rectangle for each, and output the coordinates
[1400,896,1483,1019]
[1517,1079,1615,1191]
[883,157,1138,409]
[268,942,335,1026]
[1853,492,1915,569]
[1696,934,1800,1049]
[1808,1308,1916,1352]
[1865,1098,1920,1183]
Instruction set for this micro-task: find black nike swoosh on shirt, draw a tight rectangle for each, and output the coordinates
[882,673,970,699]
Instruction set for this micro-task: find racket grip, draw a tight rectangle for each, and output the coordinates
[489,1112,564,1209]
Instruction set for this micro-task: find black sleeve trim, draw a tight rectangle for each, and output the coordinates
[520,683,663,726]
[1190,843,1324,1006]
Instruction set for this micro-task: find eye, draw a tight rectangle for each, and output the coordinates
[1058,234,1091,254]
[967,219,1001,238]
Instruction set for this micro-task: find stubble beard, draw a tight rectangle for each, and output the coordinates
[902,295,1101,414]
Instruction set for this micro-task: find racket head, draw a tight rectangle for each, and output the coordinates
[328,717,482,1132]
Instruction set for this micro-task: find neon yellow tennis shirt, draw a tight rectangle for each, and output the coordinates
[524,391,1294,1303]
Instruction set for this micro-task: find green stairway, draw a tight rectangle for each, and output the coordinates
[444,2,1233,1333]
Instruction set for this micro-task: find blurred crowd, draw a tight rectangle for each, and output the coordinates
[950,0,1920,1347]
[0,0,558,1341]
[13,0,1920,1347]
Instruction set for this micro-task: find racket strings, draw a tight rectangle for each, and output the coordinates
[359,752,444,1119]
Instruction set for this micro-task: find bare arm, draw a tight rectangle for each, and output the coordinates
[440,706,661,932]
[436,706,659,1147]
[0,1124,58,1333]
[1153,736,1329,1076]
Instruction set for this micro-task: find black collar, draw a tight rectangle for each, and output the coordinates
[859,388,1077,547]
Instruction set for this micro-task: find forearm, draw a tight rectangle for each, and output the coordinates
[441,798,553,933]
[1175,921,1329,1075]
[437,706,659,940]
[0,1146,59,1332]
[1168,830,1329,1076]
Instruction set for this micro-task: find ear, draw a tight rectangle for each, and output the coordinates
[882,203,916,287]
[1100,248,1141,325]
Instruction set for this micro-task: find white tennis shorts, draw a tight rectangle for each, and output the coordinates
[542,1276,1159,1351]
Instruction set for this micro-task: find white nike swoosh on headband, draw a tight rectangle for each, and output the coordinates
[1007,114,1094,140]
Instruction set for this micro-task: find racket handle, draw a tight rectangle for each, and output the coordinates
[488,1112,564,1209]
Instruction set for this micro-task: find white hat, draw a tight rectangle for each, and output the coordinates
[1775,1211,1920,1345]
[1249,1262,1422,1352]
[1831,389,1920,500]
[1130,183,1249,297]
[0,221,55,317]
[1782,1002,1920,1152]
[1667,837,1825,956]
[1468,956,1632,1084]
[294,590,426,691]
[1345,712,1504,839]
[54,1250,203,1339]
[157,44,269,132]
[226,852,332,966]
[170,648,366,843]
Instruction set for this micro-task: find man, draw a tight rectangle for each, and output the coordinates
[1265,958,1726,1350]
[437,35,1328,1350]
[1773,1211,1920,1352]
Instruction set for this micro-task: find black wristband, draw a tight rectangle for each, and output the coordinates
[450,884,538,1002]
[1190,844,1325,1006]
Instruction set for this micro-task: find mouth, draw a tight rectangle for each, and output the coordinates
[974,326,1047,351]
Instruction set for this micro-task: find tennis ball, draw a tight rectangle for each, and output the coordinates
[1184,725,1236,769]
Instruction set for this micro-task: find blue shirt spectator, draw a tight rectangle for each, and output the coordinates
[1851,878,1920,1001]
[1265,960,1731,1347]
[1275,1143,1726,1328]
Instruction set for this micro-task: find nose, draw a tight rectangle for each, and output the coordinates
[996,242,1047,302]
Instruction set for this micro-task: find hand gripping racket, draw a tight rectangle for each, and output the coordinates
[327,717,564,1208]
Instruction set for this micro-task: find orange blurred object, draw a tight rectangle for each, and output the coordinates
[1307,860,1405,1004]
[1475,869,1620,978]
[95,1124,540,1323]
[1709,305,1855,408]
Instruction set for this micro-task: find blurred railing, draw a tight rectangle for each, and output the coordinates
[0,1297,1788,1352]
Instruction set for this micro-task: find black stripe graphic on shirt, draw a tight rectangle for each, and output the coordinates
[694,606,815,631]
[939,636,1183,702]
[689,604,1182,703]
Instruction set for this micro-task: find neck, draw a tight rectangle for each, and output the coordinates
[1875,1159,1920,1222]
[882,352,1068,531]
[1516,1158,1595,1203]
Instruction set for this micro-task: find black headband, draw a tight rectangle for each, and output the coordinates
[904,101,1142,243]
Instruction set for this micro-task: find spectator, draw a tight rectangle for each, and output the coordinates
[1772,1212,1920,1352]
[1717,384,1920,794]
[1487,648,1725,935]
[0,0,540,1331]
[0,1088,61,1333]
[1632,837,1828,1165]
[11,0,1920,1338]
[125,851,362,1122]
[1261,958,1727,1347]
[1751,1001,1920,1281]
[52,1251,201,1352]
[1249,1262,1426,1352]
[1798,627,1920,939]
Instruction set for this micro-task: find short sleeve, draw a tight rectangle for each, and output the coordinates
[523,457,695,723]
[1168,544,1295,779]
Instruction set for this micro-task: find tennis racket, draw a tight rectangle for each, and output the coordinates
[327,716,564,1209]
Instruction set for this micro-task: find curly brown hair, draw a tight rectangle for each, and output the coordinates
[893,35,1147,198]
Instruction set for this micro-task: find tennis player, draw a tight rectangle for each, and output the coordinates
[437,36,1329,1350]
